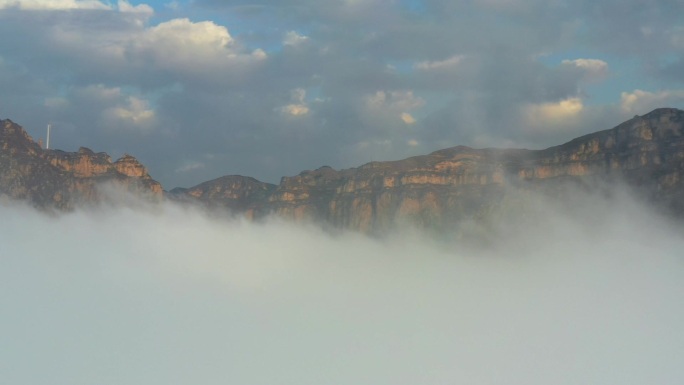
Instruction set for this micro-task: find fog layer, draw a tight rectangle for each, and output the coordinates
[1,189,683,385]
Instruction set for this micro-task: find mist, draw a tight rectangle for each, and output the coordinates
[1,187,683,385]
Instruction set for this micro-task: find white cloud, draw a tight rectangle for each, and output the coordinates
[365,90,425,124]
[2,187,684,385]
[283,31,309,47]
[400,112,416,124]
[74,84,156,131]
[104,96,155,126]
[620,89,684,115]
[34,15,266,82]
[278,88,311,117]
[365,90,425,112]
[126,18,267,75]
[415,55,464,71]
[280,104,310,116]
[562,58,608,72]
[561,58,608,82]
[147,18,232,49]
[0,0,110,10]
[0,0,151,13]
[524,97,584,126]
[117,0,152,15]
[133,18,231,63]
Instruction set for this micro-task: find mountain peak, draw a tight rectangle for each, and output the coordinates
[639,107,682,119]
[0,119,162,208]
[1,118,42,155]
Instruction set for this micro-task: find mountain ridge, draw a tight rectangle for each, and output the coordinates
[0,118,162,209]
[2,108,683,231]
[171,107,684,232]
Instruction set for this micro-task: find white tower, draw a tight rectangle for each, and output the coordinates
[46,123,51,149]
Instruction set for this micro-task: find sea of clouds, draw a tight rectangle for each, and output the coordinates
[1,186,683,385]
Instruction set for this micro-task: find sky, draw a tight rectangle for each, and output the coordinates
[0,0,683,188]
[2,183,684,385]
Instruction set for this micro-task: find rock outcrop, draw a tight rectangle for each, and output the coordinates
[168,175,276,214]
[3,108,683,232]
[175,108,684,232]
[0,119,162,209]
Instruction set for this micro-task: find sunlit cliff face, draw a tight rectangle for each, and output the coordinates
[1,186,683,385]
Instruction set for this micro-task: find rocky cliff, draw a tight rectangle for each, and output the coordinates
[0,119,162,209]
[3,108,683,231]
[168,175,276,214]
[175,108,684,233]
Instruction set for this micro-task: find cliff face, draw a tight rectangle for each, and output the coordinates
[4,108,683,231]
[177,108,684,232]
[0,119,162,209]
[168,175,276,214]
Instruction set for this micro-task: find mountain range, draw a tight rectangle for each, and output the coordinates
[2,108,683,232]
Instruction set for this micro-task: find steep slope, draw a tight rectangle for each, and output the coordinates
[0,119,162,209]
[177,108,684,232]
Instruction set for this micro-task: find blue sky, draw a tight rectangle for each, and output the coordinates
[0,0,683,187]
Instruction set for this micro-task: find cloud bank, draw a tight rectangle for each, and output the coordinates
[1,186,683,385]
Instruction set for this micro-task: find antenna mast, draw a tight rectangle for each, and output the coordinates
[46,123,51,149]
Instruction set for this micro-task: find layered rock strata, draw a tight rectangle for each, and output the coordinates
[177,108,684,232]
[3,108,683,232]
[0,119,162,209]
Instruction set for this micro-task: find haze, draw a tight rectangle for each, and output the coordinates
[1,186,683,385]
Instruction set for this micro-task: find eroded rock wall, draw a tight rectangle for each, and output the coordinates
[0,119,163,208]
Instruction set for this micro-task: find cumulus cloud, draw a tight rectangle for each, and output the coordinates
[102,95,155,129]
[117,0,152,15]
[564,58,607,72]
[279,104,309,116]
[278,88,311,117]
[1,185,684,385]
[144,18,232,55]
[0,0,151,15]
[400,112,416,124]
[127,18,267,74]
[561,58,609,82]
[365,90,425,122]
[504,96,597,143]
[524,97,584,124]
[415,55,464,71]
[0,11,266,88]
[620,89,684,114]
[42,84,159,140]
[75,85,155,128]
[0,0,110,10]
[283,30,309,47]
